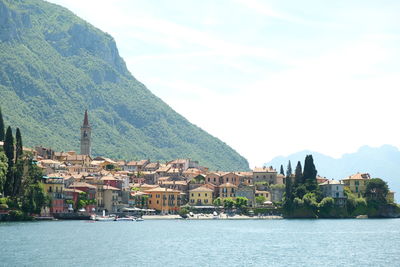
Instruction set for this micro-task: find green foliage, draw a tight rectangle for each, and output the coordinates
[0,0,249,172]
[3,126,14,196]
[235,197,248,209]
[0,152,7,194]
[0,107,4,141]
[255,195,266,205]
[365,178,389,203]
[21,182,49,214]
[213,197,222,207]
[279,165,284,176]
[178,207,189,218]
[223,198,235,209]
[318,197,335,218]
[294,161,302,185]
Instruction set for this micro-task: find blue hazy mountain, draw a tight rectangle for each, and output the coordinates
[265,145,400,195]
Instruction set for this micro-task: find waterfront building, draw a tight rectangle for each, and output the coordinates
[219,183,237,200]
[236,185,255,207]
[144,187,182,214]
[342,172,371,198]
[42,176,65,214]
[319,180,347,206]
[189,186,213,206]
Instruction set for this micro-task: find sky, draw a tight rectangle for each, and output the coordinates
[48,0,400,168]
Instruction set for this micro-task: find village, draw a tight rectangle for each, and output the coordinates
[21,111,393,219]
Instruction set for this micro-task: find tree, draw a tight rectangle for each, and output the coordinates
[15,128,23,161]
[280,165,285,176]
[365,178,389,203]
[3,127,14,196]
[302,155,318,192]
[235,197,248,210]
[0,107,4,142]
[256,195,266,205]
[12,128,24,196]
[0,152,8,195]
[284,161,293,208]
[213,197,222,207]
[21,182,49,215]
[318,197,335,217]
[223,198,235,209]
[294,161,302,185]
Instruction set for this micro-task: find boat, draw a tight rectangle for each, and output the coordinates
[115,216,135,221]
[213,211,219,219]
[135,217,144,222]
[94,210,116,221]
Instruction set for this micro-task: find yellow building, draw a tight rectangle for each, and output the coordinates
[144,187,182,214]
[342,172,371,198]
[219,183,237,200]
[386,191,395,203]
[189,186,213,206]
[42,176,65,214]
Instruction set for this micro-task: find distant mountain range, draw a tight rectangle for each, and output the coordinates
[265,145,400,197]
[0,0,249,171]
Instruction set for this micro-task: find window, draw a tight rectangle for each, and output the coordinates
[205,193,207,197]
[205,199,208,203]
[149,200,152,204]
[191,193,194,197]
[214,178,216,182]
[198,193,200,197]
[157,200,159,204]
[355,187,359,192]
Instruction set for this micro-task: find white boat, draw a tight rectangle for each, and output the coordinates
[135,217,144,222]
[94,210,116,221]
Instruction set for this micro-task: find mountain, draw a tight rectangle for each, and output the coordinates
[0,0,249,171]
[265,145,400,198]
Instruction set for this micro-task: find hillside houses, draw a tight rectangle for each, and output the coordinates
[32,147,395,216]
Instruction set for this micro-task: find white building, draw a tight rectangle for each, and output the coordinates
[319,180,347,206]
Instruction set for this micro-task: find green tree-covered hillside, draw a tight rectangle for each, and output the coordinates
[0,0,249,171]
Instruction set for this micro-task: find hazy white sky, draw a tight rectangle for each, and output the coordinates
[48,0,400,167]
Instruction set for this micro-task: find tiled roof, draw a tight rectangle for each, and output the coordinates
[219,183,237,188]
[342,172,371,180]
[144,187,181,193]
[190,186,213,192]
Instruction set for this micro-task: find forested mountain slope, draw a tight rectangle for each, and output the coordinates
[0,0,249,171]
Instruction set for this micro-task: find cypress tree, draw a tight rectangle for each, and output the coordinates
[286,160,292,177]
[3,126,14,196]
[15,128,23,161]
[0,107,4,141]
[303,155,317,182]
[302,155,317,192]
[14,128,24,196]
[280,164,285,176]
[284,161,293,213]
[294,161,303,185]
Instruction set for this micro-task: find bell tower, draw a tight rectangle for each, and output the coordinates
[80,109,91,156]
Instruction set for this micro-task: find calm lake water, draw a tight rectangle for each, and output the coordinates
[1,219,400,266]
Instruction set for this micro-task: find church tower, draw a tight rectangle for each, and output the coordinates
[80,110,91,156]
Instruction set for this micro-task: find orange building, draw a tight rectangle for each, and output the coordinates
[144,187,182,214]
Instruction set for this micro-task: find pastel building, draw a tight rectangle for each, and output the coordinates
[145,187,182,214]
[189,186,213,206]
[342,173,371,198]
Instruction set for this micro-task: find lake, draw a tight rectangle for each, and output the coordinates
[1,219,399,266]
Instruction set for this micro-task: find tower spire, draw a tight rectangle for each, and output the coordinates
[80,109,91,156]
[83,109,89,126]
